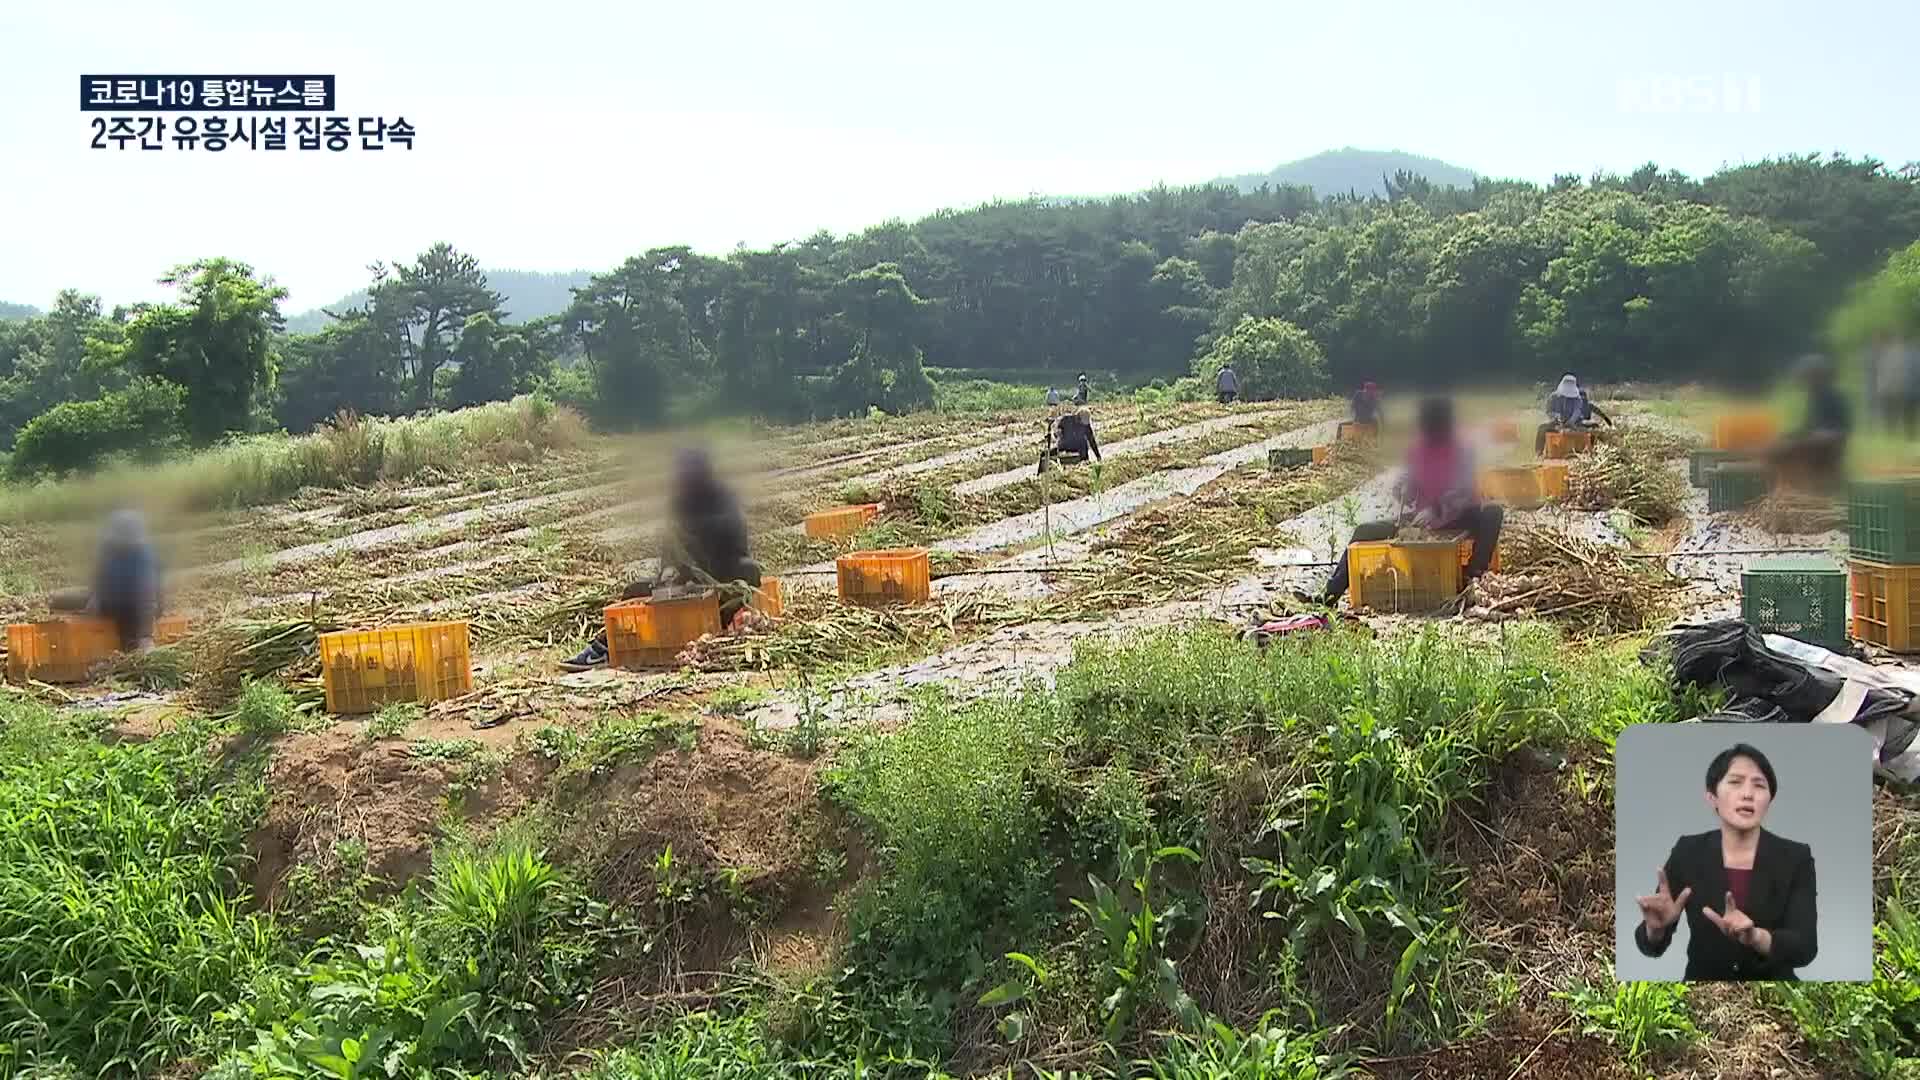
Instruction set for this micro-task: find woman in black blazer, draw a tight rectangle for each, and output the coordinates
[1634,742,1818,981]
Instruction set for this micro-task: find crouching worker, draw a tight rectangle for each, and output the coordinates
[1215,363,1240,404]
[562,449,763,671]
[1353,381,1383,427]
[1767,354,1851,487]
[1318,396,1504,607]
[1038,407,1102,475]
[47,509,163,652]
[1535,374,1613,454]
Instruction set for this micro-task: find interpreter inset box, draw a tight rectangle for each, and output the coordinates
[1615,723,1873,982]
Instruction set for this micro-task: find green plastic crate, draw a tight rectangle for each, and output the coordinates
[1707,464,1770,513]
[1268,446,1313,471]
[1742,556,1849,651]
[1848,478,1920,564]
[1690,449,1746,488]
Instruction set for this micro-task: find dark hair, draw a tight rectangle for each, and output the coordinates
[1416,396,1454,439]
[1706,743,1778,796]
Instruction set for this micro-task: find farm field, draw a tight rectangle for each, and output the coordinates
[0,387,1916,1080]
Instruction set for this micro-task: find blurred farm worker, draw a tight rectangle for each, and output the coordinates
[1875,332,1920,438]
[1045,386,1062,408]
[1073,373,1091,406]
[1766,355,1852,484]
[1535,373,1612,454]
[1352,381,1383,427]
[1038,407,1102,475]
[1215,363,1241,404]
[562,448,763,671]
[47,508,163,651]
[1318,396,1504,607]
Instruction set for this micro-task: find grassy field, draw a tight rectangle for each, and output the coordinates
[0,387,1914,1079]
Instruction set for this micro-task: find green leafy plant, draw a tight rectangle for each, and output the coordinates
[362,702,422,742]
[977,951,1053,1044]
[1074,844,1205,1044]
[1556,975,1699,1063]
[1767,897,1920,1076]
[233,677,302,737]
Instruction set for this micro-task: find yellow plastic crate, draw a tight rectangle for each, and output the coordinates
[1337,421,1378,445]
[1349,540,1463,613]
[605,592,722,670]
[837,548,932,608]
[751,577,784,618]
[1311,445,1332,466]
[804,503,880,540]
[1478,466,1543,510]
[1849,559,1920,653]
[1535,461,1570,501]
[319,621,474,715]
[1542,430,1593,459]
[1713,411,1778,452]
[6,618,120,684]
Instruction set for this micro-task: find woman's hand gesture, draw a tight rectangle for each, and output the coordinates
[1704,892,1765,950]
[1637,868,1691,936]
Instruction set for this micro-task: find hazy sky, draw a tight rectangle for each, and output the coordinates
[2,0,1914,313]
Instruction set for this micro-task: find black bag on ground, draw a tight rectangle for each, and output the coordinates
[1643,619,1920,768]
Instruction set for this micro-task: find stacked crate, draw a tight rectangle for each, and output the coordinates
[1742,556,1848,652]
[1848,478,1920,652]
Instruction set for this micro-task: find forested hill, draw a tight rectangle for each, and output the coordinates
[0,302,39,322]
[285,269,594,332]
[1215,148,1479,198]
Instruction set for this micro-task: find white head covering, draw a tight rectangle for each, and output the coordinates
[102,508,148,550]
[1553,375,1581,399]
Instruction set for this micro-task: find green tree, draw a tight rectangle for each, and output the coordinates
[1830,237,1920,353]
[371,244,505,411]
[0,291,128,448]
[564,252,695,428]
[10,377,186,477]
[444,313,549,409]
[110,260,287,444]
[824,263,935,415]
[1192,316,1327,399]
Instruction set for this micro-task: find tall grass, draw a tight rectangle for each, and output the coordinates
[0,701,273,1076]
[930,378,1053,414]
[0,395,589,526]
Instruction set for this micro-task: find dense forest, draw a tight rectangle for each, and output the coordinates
[3,151,1919,479]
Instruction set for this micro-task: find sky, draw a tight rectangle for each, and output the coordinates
[1,0,1915,314]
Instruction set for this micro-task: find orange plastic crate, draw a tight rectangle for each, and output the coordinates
[1542,430,1593,459]
[6,617,120,684]
[154,614,190,645]
[1535,461,1570,501]
[751,577,785,618]
[1713,411,1778,452]
[1311,445,1332,466]
[804,503,880,540]
[605,592,722,670]
[1349,540,1462,614]
[1455,535,1501,576]
[1337,421,1378,445]
[1489,418,1519,443]
[1478,466,1543,510]
[319,621,474,714]
[1849,559,1920,653]
[837,547,932,607]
